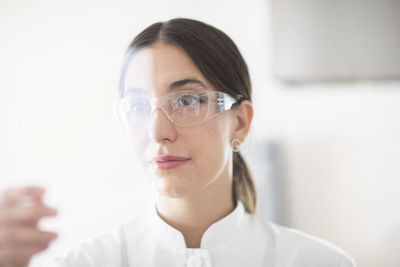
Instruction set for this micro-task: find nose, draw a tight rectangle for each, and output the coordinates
[148,108,177,144]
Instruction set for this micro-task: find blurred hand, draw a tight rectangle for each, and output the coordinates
[0,186,58,267]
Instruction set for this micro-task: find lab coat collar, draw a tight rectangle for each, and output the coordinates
[146,200,246,253]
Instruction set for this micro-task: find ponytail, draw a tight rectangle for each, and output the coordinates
[232,151,257,213]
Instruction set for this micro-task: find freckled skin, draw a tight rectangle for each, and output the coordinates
[123,42,236,199]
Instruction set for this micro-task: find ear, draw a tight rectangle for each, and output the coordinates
[231,100,253,142]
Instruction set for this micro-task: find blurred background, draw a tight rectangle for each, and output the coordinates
[0,0,399,266]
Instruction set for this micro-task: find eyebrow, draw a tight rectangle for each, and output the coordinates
[168,78,207,90]
[124,78,207,96]
[124,87,146,96]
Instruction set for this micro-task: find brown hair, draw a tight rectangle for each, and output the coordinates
[119,18,257,213]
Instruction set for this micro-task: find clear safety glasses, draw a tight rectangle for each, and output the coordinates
[115,89,242,130]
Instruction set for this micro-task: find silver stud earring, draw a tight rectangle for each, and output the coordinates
[230,139,241,152]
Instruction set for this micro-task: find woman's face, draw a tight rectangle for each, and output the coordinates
[122,42,239,198]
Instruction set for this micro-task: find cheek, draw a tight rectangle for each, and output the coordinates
[188,116,232,172]
[124,115,233,197]
[126,113,233,177]
[126,129,149,162]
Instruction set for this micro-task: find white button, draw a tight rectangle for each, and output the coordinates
[187,255,202,267]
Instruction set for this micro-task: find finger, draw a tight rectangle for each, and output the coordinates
[1,194,45,211]
[0,227,58,249]
[0,186,45,207]
[2,186,45,197]
[0,243,49,266]
[0,206,58,225]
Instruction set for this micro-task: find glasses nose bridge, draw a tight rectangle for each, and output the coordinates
[148,97,173,125]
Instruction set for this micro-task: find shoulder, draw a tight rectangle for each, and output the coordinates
[44,211,147,267]
[248,214,356,267]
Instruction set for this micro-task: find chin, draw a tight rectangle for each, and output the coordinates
[147,165,203,198]
[154,180,196,199]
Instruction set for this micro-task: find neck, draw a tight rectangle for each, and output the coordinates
[155,173,235,248]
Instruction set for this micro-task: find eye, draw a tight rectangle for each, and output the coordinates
[124,98,151,114]
[177,94,199,106]
[175,93,207,107]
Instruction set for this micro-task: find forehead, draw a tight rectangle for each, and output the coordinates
[123,43,213,97]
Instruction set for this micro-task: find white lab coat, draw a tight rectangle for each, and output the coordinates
[45,200,356,267]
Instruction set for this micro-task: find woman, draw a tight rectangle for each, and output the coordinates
[0,18,356,267]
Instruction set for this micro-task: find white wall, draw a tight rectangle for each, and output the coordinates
[0,1,399,266]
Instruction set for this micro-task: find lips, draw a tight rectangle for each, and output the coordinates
[151,155,191,170]
[152,155,191,163]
